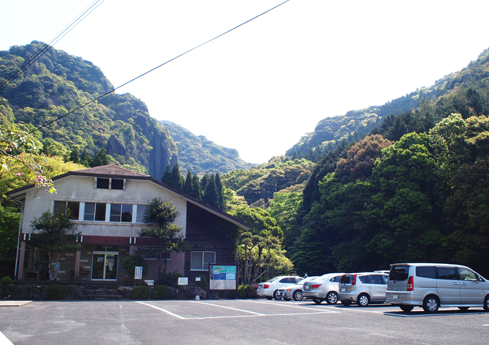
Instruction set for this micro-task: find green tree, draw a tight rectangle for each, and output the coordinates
[161,165,172,186]
[138,198,190,278]
[191,174,202,199]
[363,132,443,265]
[91,147,109,167]
[80,148,92,167]
[171,161,184,190]
[30,208,81,281]
[0,126,56,193]
[69,147,79,164]
[184,170,193,195]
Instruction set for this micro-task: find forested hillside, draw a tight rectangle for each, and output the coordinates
[0,42,250,179]
[286,69,464,162]
[291,48,489,277]
[159,120,252,174]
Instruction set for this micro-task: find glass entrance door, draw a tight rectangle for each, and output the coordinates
[92,246,119,280]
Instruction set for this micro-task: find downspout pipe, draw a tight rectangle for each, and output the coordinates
[14,201,25,281]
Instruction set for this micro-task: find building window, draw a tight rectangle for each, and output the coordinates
[96,178,124,190]
[136,205,148,223]
[97,178,109,189]
[111,179,124,190]
[190,251,216,271]
[84,203,106,221]
[54,201,80,220]
[110,204,133,222]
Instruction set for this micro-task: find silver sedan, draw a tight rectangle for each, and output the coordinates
[302,273,344,304]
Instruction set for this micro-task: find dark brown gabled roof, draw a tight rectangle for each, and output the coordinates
[71,164,148,177]
[6,165,252,231]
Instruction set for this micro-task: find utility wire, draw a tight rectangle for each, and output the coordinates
[0,0,105,92]
[29,0,290,135]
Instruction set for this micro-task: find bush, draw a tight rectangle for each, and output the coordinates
[151,285,169,299]
[237,284,258,299]
[158,272,183,286]
[0,276,13,286]
[197,275,208,289]
[130,286,149,300]
[47,285,67,300]
[121,255,149,276]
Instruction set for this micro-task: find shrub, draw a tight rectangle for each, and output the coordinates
[47,285,67,300]
[237,284,258,299]
[158,272,183,286]
[121,255,149,276]
[0,276,13,286]
[197,275,208,289]
[130,286,149,300]
[151,285,170,299]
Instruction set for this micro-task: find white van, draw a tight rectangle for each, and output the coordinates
[386,263,489,313]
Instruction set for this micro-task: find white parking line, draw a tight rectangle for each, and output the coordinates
[192,301,265,315]
[136,302,186,319]
[137,301,339,320]
[0,331,13,345]
[246,300,341,313]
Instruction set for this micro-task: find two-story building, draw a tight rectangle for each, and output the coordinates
[7,165,251,284]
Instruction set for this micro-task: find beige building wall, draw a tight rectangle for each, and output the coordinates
[21,175,188,238]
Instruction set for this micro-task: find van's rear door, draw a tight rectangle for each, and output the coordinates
[388,265,409,291]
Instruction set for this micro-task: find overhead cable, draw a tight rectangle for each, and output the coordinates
[0,0,105,92]
[29,0,290,134]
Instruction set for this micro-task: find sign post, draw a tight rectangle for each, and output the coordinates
[134,266,143,285]
[209,265,237,298]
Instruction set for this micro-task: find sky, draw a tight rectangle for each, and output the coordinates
[2,0,489,164]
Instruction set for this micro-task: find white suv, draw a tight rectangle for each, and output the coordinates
[257,276,303,300]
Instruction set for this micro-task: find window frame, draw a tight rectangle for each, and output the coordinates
[190,251,216,271]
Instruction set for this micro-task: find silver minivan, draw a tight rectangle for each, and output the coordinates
[338,272,388,306]
[386,263,489,313]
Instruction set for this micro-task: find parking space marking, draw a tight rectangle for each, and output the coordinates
[192,301,265,315]
[136,301,339,320]
[246,300,341,313]
[136,302,186,319]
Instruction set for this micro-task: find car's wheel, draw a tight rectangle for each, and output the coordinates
[423,295,439,313]
[293,290,303,301]
[484,295,489,312]
[342,301,351,307]
[358,293,370,307]
[458,307,469,312]
[273,290,282,300]
[326,291,338,304]
[314,298,322,305]
[400,305,414,313]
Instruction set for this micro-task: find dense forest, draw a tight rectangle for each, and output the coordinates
[2,40,489,281]
[288,48,489,277]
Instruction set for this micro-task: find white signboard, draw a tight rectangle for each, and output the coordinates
[178,277,188,286]
[134,266,143,280]
[145,280,154,286]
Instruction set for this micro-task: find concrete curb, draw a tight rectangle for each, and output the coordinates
[0,301,32,307]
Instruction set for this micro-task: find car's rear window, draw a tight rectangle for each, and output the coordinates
[340,275,353,284]
[416,266,436,279]
[389,266,409,281]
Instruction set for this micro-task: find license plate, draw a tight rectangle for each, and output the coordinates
[392,294,398,299]
[341,288,345,292]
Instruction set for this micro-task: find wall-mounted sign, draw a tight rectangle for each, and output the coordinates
[178,277,188,286]
[210,265,237,290]
[134,266,143,280]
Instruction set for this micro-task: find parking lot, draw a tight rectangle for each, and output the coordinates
[1,299,489,344]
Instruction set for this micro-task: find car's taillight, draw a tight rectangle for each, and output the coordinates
[407,276,414,291]
[352,274,357,285]
[310,284,322,289]
[264,284,270,289]
[386,280,389,290]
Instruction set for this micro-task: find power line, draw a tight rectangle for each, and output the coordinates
[29,0,290,134]
[0,0,105,92]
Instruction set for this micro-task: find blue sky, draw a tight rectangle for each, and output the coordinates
[2,0,489,164]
